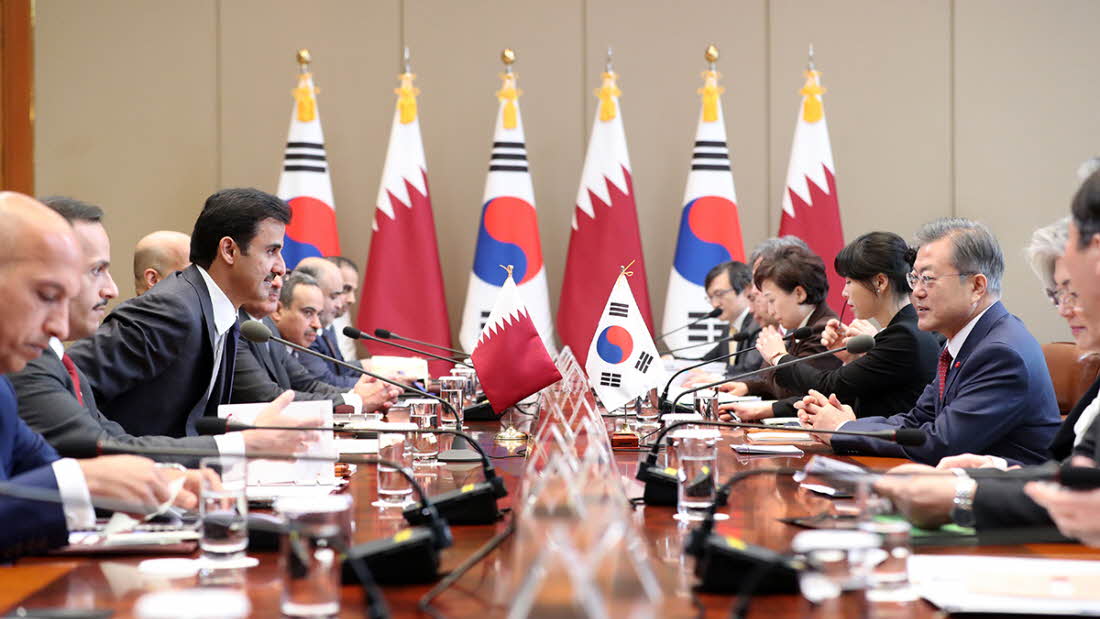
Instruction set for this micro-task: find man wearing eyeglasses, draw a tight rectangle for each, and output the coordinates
[798,217,1061,466]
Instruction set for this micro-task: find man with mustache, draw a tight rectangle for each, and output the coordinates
[232,272,399,410]
[10,197,314,464]
[293,257,365,389]
[67,188,317,439]
[0,192,200,561]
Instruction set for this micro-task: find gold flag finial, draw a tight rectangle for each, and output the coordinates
[396,48,419,124]
[497,51,521,129]
[800,62,825,124]
[296,48,312,71]
[292,50,318,122]
[595,54,621,123]
[699,45,724,122]
[705,44,719,65]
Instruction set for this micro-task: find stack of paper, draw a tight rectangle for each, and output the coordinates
[746,430,814,443]
[732,444,805,456]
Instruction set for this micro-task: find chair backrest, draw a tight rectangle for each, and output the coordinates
[1043,341,1100,414]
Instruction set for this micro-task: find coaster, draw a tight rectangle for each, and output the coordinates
[196,555,260,570]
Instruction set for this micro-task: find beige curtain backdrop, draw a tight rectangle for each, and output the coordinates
[34,0,1100,346]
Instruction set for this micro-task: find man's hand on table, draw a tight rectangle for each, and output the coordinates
[873,462,955,529]
[794,389,856,445]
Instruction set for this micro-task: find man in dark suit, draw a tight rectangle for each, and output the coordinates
[698,261,761,375]
[0,192,189,561]
[233,271,399,410]
[292,257,364,389]
[11,197,314,467]
[68,188,319,439]
[800,218,1061,466]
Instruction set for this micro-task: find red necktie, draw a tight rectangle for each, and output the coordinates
[61,354,85,406]
[937,347,953,401]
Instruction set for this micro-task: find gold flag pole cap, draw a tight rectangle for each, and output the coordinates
[501,48,516,66]
[704,44,719,64]
[296,48,312,68]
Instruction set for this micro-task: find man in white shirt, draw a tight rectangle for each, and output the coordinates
[326,256,361,361]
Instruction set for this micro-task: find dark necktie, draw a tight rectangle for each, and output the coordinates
[61,354,84,406]
[937,348,953,401]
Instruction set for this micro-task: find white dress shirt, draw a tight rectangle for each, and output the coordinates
[196,267,246,455]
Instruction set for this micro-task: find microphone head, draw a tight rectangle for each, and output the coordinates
[240,319,272,343]
[893,428,926,446]
[342,325,364,339]
[787,326,814,340]
[194,418,230,435]
[845,334,876,355]
[706,307,722,319]
[732,330,752,342]
[374,328,392,339]
[53,437,102,458]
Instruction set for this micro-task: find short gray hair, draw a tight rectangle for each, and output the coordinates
[280,272,320,307]
[1025,217,1069,290]
[914,218,1004,295]
[749,236,810,268]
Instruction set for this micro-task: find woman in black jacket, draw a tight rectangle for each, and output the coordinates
[726,231,941,420]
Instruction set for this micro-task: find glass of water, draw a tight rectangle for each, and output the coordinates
[693,389,719,420]
[670,429,720,522]
[375,423,416,507]
[450,366,479,406]
[859,518,917,602]
[198,456,248,563]
[406,398,440,462]
[276,494,353,617]
[438,376,467,429]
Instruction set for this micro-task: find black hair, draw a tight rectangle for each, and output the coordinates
[704,260,752,294]
[1072,169,1100,248]
[753,245,828,306]
[834,231,915,298]
[39,195,104,224]
[189,188,291,269]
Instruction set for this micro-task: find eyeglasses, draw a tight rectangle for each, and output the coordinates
[1045,286,1079,308]
[705,287,734,303]
[906,271,975,290]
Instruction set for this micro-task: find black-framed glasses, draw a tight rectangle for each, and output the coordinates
[905,271,975,289]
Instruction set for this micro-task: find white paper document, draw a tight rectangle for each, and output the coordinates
[218,400,337,485]
[910,555,1100,615]
[732,444,805,456]
[746,430,814,443]
[335,438,378,454]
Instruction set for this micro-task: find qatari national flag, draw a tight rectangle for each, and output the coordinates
[472,271,562,413]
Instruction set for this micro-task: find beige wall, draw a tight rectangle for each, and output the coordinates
[34,0,1100,345]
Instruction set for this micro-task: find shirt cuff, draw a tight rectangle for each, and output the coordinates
[214,433,247,456]
[52,458,95,531]
[987,456,1009,471]
[340,392,363,414]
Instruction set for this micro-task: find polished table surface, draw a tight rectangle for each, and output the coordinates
[5,418,1100,618]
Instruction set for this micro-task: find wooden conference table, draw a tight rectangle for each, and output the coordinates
[4,418,1100,618]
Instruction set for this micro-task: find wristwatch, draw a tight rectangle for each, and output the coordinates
[950,472,978,528]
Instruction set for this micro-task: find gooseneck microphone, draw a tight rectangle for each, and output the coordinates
[634,418,925,505]
[656,307,722,343]
[659,325,818,408]
[195,418,508,525]
[668,334,876,413]
[240,320,461,424]
[374,329,466,357]
[664,330,751,356]
[344,326,471,368]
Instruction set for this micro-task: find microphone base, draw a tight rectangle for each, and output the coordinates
[463,401,500,421]
[637,466,679,506]
[692,533,801,595]
[402,483,502,525]
[438,449,482,463]
[343,527,441,585]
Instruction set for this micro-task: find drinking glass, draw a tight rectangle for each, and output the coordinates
[375,423,416,507]
[670,429,720,522]
[859,518,917,602]
[693,390,719,420]
[438,376,467,429]
[450,366,479,406]
[198,456,248,563]
[406,398,440,462]
[276,494,353,617]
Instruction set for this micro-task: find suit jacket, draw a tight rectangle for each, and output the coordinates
[232,312,347,405]
[0,377,69,561]
[299,326,360,389]
[742,303,842,416]
[832,301,1061,465]
[968,378,1100,533]
[68,265,238,438]
[701,312,763,377]
[772,305,940,420]
[9,347,218,467]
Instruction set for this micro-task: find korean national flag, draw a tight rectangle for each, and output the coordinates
[585,272,667,411]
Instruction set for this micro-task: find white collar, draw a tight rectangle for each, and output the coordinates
[196,266,238,336]
[946,303,994,359]
[732,306,751,332]
[49,337,64,359]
